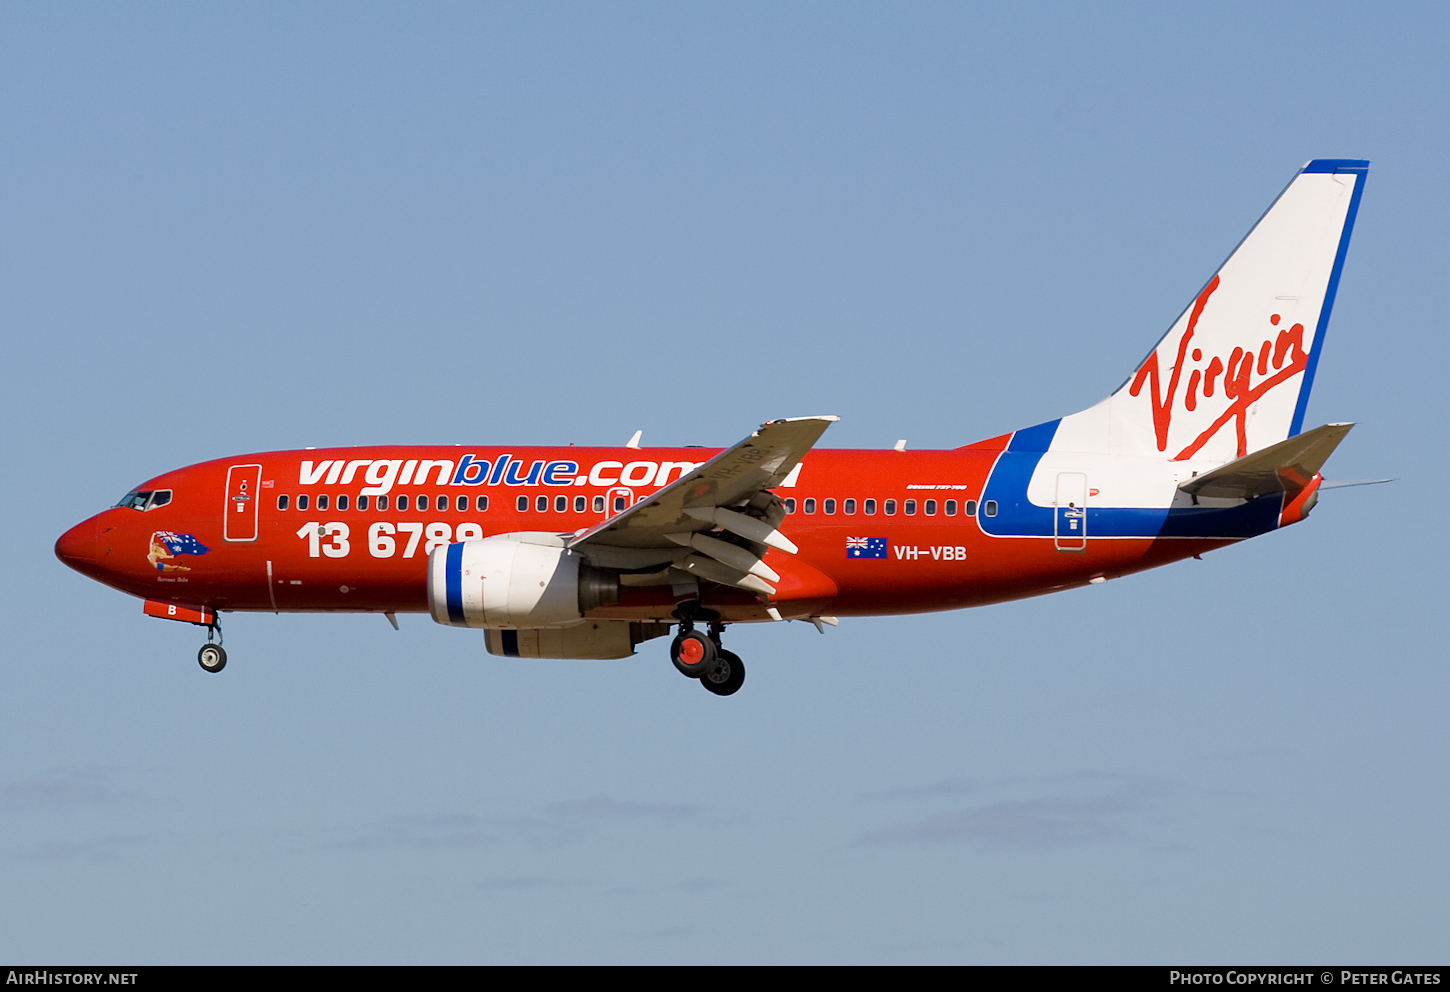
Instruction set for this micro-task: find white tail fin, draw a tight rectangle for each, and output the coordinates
[1052,160,1368,463]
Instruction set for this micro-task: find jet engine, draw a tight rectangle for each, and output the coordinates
[427,534,619,629]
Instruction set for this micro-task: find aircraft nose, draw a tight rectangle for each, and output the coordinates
[55,520,99,567]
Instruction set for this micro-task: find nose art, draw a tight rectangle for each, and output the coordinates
[55,520,99,566]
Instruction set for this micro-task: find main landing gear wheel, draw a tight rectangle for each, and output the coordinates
[198,644,227,673]
[670,630,716,678]
[700,649,745,696]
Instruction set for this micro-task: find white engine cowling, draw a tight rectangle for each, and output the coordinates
[427,534,618,629]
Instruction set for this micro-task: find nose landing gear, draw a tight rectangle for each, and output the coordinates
[197,623,226,673]
[198,643,227,672]
[669,615,745,696]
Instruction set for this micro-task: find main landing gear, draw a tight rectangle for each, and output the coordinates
[670,616,745,696]
[197,622,226,673]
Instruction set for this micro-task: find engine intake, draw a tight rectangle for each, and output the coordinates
[427,535,619,629]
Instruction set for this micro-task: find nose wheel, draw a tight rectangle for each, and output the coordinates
[198,643,227,673]
[197,623,226,673]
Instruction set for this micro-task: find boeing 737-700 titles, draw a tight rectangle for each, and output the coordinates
[56,160,1371,696]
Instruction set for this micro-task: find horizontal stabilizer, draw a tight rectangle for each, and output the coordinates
[1178,422,1354,500]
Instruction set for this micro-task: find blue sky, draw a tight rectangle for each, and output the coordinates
[2,2,1446,963]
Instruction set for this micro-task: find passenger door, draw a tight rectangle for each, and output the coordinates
[224,464,262,542]
[1054,472,1087,552]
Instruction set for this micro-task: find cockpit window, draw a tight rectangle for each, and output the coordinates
[116,489,173,511]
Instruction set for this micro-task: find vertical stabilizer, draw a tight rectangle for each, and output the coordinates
[1051,160,1368,463]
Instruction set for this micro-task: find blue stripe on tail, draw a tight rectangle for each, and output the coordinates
[977,419,1287,541]
[1290,160,1368,437]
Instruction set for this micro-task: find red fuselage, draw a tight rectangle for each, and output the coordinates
[55,438,1223,625]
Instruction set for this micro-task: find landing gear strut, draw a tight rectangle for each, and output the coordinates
[669,613,745,696]
[197,622,226,673]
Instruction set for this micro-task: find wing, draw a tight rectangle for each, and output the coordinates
[568,416,838,595]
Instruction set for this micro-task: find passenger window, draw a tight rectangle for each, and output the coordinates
[904,500,916,515]
[824,498,836,514]
[536,495,548,512]
[555,495,567,512]
[785,498,797,513]
[377,495,388,511]
[844,499,856,514]
[965,499,978,516]
[613,496,626,512]
[277,495,289,510]
[593,495,604,513]
[885,499,897,515]
[804,498,816,514]
[298,494,310,511]
[945,500,956,516]
[149,490,172,509]
[318,494,329,511]
[476,496,489,512]
[416,495,427,512]
[984,500,998,517]
[338,494,349,511]
[358,495,369,510]
[925,499,936,515]
[574,496,585,512]
[436,495,447,511]
[864,499,876,515]
[457,495,467,512]
[517,495,528,512]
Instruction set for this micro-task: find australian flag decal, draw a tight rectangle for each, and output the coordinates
[158,532,209,556]
[148,531,211,573]
[846,536,888,559]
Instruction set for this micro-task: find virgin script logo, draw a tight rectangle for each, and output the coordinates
[1129,275,1309,460]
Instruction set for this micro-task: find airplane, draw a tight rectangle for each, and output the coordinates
[55,159,1371,696]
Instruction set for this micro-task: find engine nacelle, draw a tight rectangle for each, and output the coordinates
[427,534,619,629]
[483,622,671,661]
